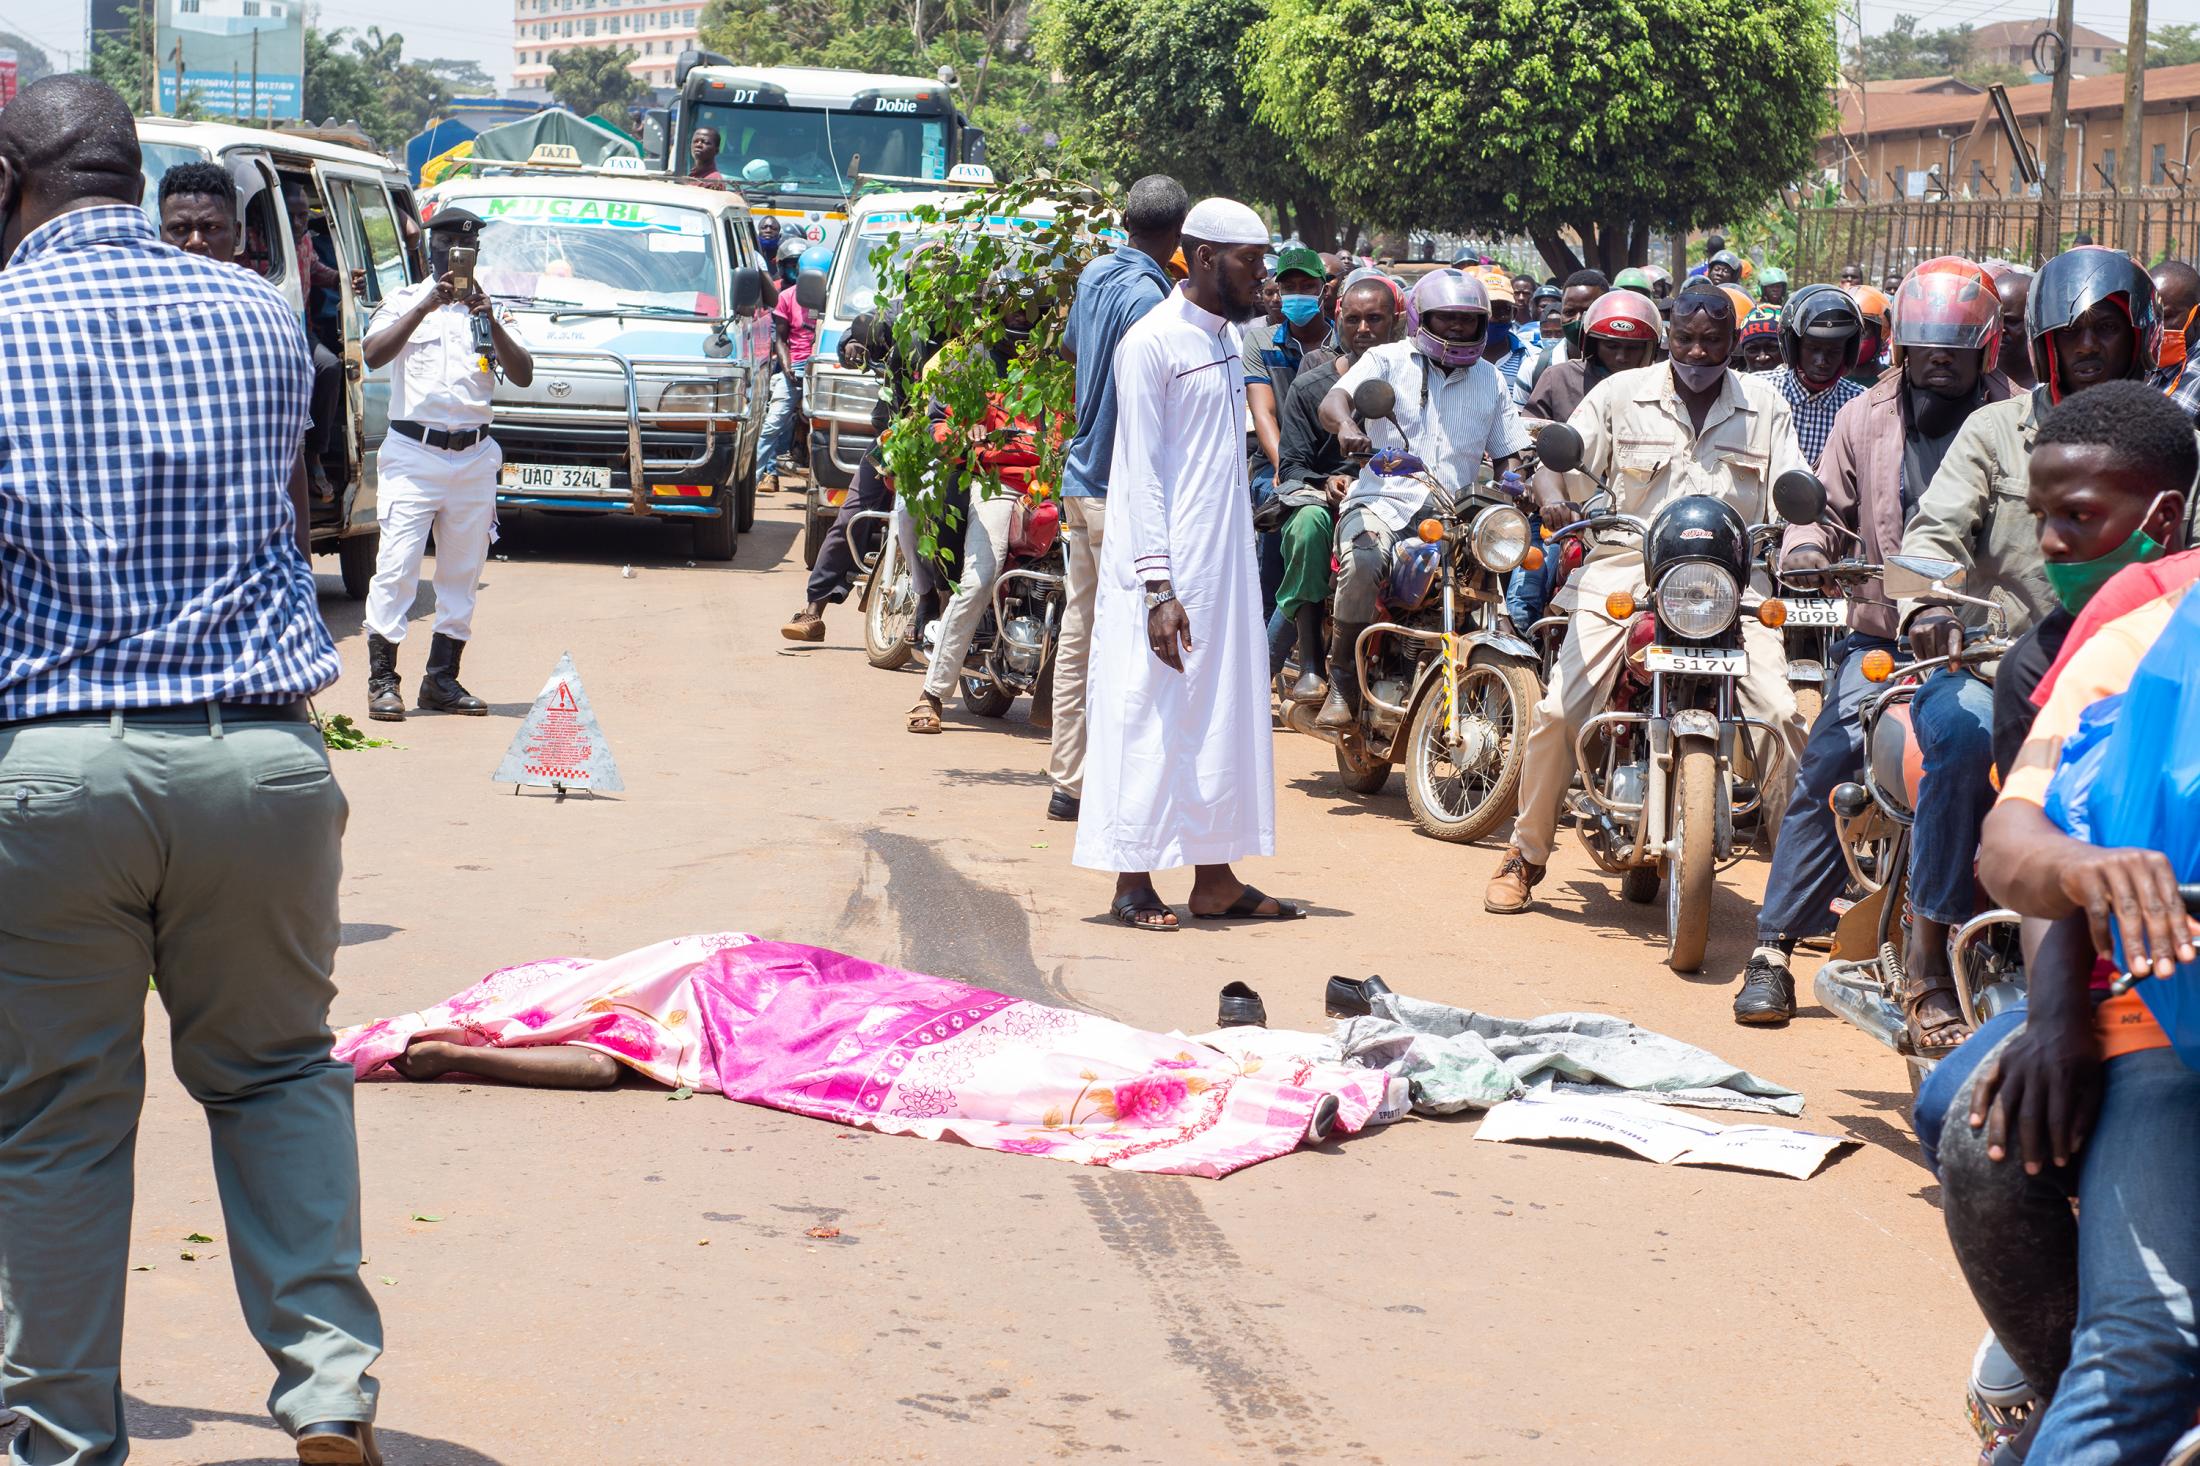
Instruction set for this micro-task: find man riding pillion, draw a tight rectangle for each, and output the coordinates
[1764,284,1868,467]
[1878,246,2168,1056]
[1314,268,1531,732]
[1733,256,2013,1025]
[1484,281,1809,915]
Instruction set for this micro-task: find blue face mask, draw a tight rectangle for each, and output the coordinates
[1279,294,1323,327]
[1487,318,1516,352]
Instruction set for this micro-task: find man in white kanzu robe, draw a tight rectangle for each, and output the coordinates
[1073,198,1302,929]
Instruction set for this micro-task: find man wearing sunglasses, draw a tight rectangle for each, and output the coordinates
[1486,280,1810,915]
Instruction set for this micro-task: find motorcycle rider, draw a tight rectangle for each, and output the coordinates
[1889,245,2167,1054]
[1846,283,1893,383]
[1763,284,1868,467]
[1518,268,1606,396]
[1484,280,1809,915]
[1757,266,1791,308]
[1735,304,1784,372]
[1732,256,2013,1024]
[1314,268,1531,731]
[1507,289,1664,637]
[1989,264,2038,392]
[1703,250,1744,287]
[1267,276,1404,697]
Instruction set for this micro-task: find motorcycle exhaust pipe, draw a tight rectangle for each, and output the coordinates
[1814,961,1908,1053]
[1282,701,1332,743]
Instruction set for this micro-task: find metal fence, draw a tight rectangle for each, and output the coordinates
[1793,190,2200,281]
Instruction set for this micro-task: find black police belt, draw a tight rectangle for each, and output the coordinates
[391,419,489,452]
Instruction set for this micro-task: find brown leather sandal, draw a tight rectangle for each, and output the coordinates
[1901,971,1973,1058]
[907,699,942,735]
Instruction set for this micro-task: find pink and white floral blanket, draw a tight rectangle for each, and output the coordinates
[334,934,1391,1177]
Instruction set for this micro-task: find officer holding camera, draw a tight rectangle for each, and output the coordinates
[360,206,533,721]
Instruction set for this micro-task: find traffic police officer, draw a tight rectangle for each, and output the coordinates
[361,206,533,720]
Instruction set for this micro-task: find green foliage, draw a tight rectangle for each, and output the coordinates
[90,13,154,114]
[317,713,400,751]
[1038,0,1342,245]
[303,27,450,147]
[0,32,53,87]
[1244,0,1837,273]
[549,46,646,119]
[2112,23,2200,71]
[420,57,496,95]
[870,173,1113,560]
[1857,14,2030,87]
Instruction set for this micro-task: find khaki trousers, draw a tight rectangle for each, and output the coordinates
[0,710,382,1466]
[1046,497,1106,797]
[1510,609,1803,867]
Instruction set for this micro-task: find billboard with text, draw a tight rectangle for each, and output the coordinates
[153,0,304,121]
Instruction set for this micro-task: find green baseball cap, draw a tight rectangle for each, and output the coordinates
[1273,245,1325,282]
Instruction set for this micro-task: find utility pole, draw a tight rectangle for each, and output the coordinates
[2041,0,2076,254]
[2120,0,2149,253]
[250,28,258,123]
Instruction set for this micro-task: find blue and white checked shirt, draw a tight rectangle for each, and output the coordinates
[1765,364,1866,469]
[0,206,340,719]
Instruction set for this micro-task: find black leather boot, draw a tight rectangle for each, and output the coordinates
[415,633,487,714]
[1314,621,1367,730]
[365,633,405,723]
[1288,603,1328,704]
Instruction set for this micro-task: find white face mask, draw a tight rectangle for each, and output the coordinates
[1672,358,1728,393]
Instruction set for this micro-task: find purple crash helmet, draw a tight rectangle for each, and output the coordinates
[1407,268,1491,369]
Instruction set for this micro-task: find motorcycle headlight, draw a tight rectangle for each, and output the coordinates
[1655,562,1739,639]
[1470,504,1530,574]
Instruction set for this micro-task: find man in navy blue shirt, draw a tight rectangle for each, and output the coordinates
[1045,174,1188,821]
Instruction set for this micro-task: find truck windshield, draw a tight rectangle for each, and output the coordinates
[694,104,948,198]
[467,194,724,315]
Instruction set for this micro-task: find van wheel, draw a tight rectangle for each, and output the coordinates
[338,532,378,601]
[693,491,738,561]
[734,461,759,532]
[803,510,833,569]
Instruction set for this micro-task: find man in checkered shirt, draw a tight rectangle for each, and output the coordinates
[0,77,385,1466]
[1761,283,1869,468]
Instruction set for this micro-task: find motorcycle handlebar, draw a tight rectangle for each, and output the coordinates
[1553,513,1648,540]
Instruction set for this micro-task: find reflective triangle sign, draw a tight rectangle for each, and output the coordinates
[493,652,624,793]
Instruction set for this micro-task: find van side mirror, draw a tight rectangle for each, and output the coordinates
[1773,469,1827,526]
[796,267,828,313]
[729,266,766,316]
[1537,423,1584,474]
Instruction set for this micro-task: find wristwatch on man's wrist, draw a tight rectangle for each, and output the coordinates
[1143,586,1177,612]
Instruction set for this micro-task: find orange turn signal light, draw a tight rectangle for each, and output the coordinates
[1522,545,1545,571]
[1605,591,1636,620]
[1861,648,1897,682]
[1418,518,1445,544]
[1758,598,1789,628]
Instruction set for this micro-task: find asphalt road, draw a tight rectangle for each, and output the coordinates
[102,495,1977,1464]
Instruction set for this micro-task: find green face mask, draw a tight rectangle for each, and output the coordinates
[1563,318,1584,350]
[2042,495,2171,611]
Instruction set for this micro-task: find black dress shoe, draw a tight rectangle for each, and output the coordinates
[1046,789,1080,822]
[1323,974,1394,1018]
[1216,981,1267,1028]
[297,1420,382,1466]
[1732,956,1797,1026]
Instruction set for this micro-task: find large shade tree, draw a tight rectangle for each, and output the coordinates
[1245,0,1837,274]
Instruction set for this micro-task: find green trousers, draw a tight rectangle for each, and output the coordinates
[0,710,381,1466]
[1274,503,1336,620]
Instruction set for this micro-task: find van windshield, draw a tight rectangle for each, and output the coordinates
[833,214,1062,320]
[468,194,724,315]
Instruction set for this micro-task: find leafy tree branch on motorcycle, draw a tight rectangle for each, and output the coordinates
[1312,267,1529,732]
[1734,256,2009,1027]
[1484,280,1809,918]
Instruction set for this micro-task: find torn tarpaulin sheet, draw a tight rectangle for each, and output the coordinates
[1333,993,1805,1117]
[1473,1090,1856,1179]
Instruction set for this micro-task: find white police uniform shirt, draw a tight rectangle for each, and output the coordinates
[370,280,511,428]
[1333,338,1532,530]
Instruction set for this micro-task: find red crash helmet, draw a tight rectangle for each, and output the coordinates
[1891,255,2003,373]
[1581,289,1663,342]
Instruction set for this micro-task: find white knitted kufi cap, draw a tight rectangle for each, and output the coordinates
[1181,197,1268,246]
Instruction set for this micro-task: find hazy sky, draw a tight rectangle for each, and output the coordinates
[14,0,2200,103]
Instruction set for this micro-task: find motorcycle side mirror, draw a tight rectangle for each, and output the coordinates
[795,267,829,313]
[1537,423,1584,474]
[1884,553,1966,600]
[1772,469,1827,526]
[1351,378,1396,424]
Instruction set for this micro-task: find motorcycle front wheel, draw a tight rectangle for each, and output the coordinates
[863,532,917,671]
[1404,653,1540,844]
[1665,740,1718,972]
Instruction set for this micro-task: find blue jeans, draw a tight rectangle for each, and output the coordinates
[1755,636,1896,945]
[1504,526,1553,629]
[2028,1046,2200,1462]
[1912,1002,2027,1175]
[759,370,804,473]
[1908,668,1998,926]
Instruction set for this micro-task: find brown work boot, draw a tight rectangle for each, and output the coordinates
[1482,848,1545,914]
[781,605,825,642]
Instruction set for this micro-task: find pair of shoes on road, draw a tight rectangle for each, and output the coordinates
[1215,981,1266,1028]
[297,1421,382,1466]
[781,606,825,642]
[1482,850,1545,914]
[1323,974,1393,1018]
[1045,789,1079,821]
